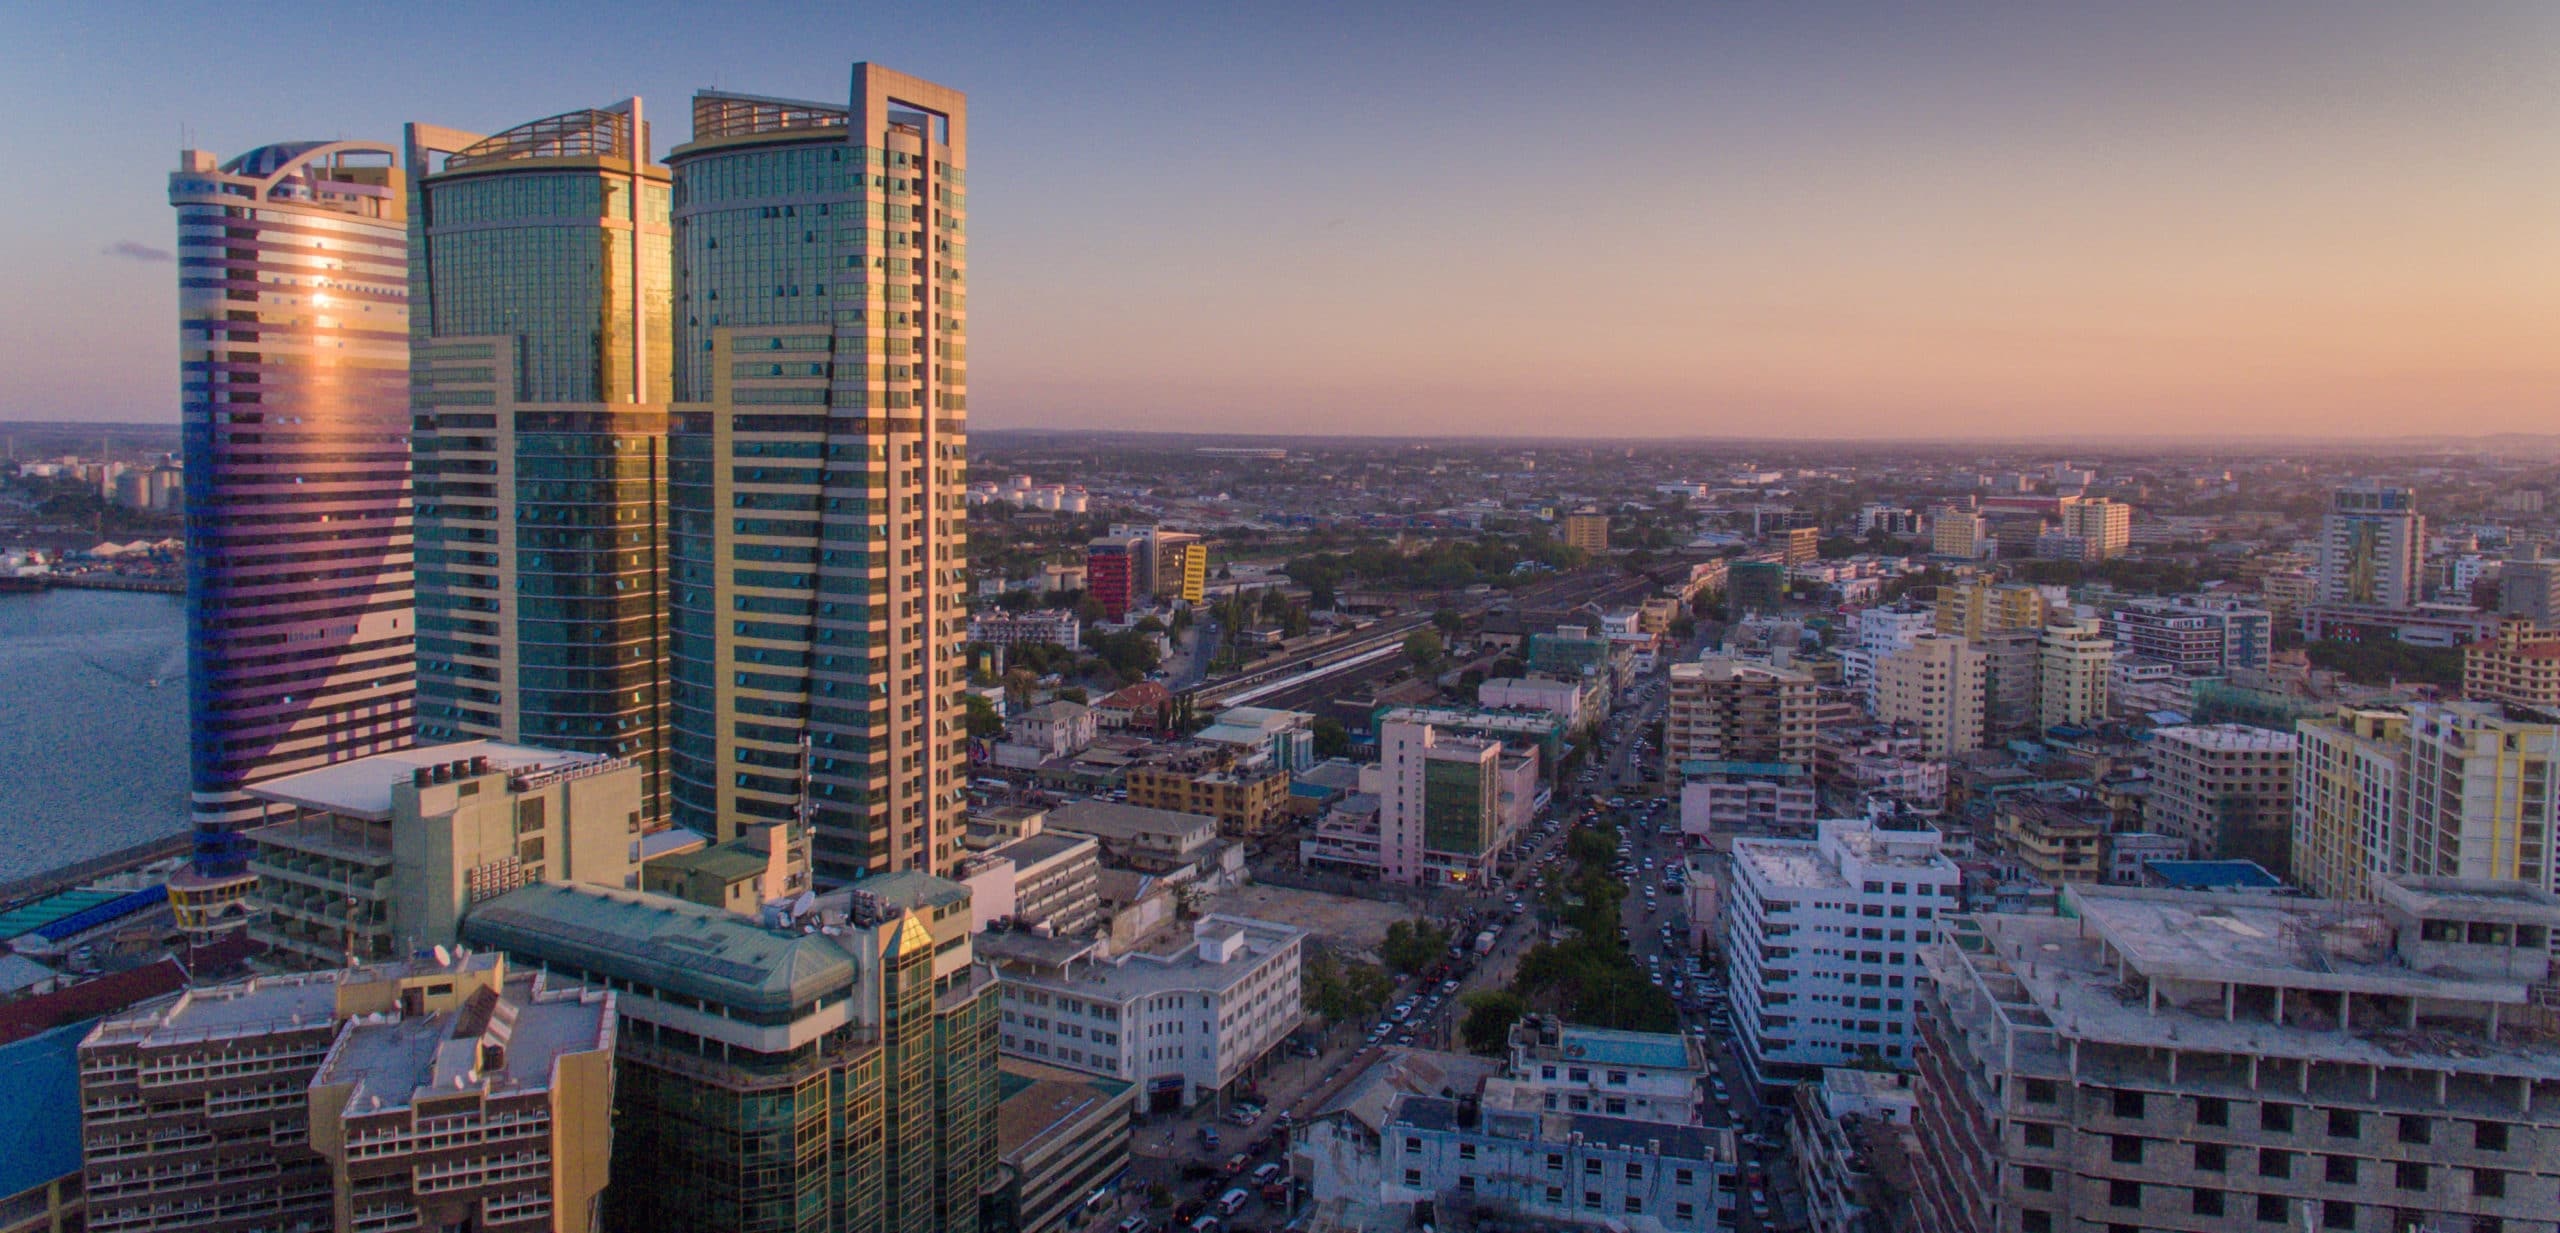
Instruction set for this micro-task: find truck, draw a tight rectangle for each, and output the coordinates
[1473,929,1497,956]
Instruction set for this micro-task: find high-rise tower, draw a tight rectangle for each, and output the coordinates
[404,101,674,821]
[2318,481,2424,609]
[168,142,416,930]
[666,65,970,883]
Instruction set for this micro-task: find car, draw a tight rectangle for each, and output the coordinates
[1395,1032,1415,1046]
[1199,1127,1221,1149]
[1223,1153,1250,1175]
[1440,978,1460,995]
[1117,1217,1154,1233]
[1229,1106,1262,1127]
[1217,1186,1253,1216]
[1252,1162,1284,1186]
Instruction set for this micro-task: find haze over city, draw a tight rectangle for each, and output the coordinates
[3,0,2554,438]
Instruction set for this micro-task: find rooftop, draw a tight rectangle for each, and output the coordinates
[1046,800,1219,845]
[983,831,1094,871]
[2143,859,2287,892]
[2152,723,2299,754]
[995,1057,1133,1161]
[460,882,856,1019]
[247,740,615,820]
[317,972,611,1113]
[1533,1024,1697,1072]
[995,913,1303,1003]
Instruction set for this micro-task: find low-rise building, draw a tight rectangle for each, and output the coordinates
[2465,619,2560,709]
[981,1058,1136,1233]
[1993,794,2112,887]
[968,608,1084,652]
[964,831,1102,937]
[990,915,1305,1109]
[1679,761,1818,838]
[1044,800,1244,888]
[1477,675,1605,731]
[77,953,614,1233]
[1194,705,1318,774]
[240,741,641,968]
[1790,1069,1922,1233]
[1124,744,1292,837]
[1381,1098,1730,1233]
[1484,1016,1714,1124]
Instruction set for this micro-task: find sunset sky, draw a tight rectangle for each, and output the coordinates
[1,1,2552,438]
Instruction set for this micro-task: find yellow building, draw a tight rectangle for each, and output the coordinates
[1875,634,1987,759]
[1932,580,2050,640]
[2464,619,2560,709]
[2035,617,2112,731]
[2293,707,2409,902]
[2294,702,2560,905]
[1995,798,2108,886]
[1125,746,1291,836]
[1782,525,1821,567]
[1931,507,1987,559]
[2058,497,2132,560]
[1564,509,1609,553]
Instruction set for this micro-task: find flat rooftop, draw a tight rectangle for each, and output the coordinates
[1733,838,1846,891]
[1547,1025,1696,1071]
[995,914,1303,1003]
[461,882,856,1019]
[319,973,610,1112]
[995,1057,1132,1160]
[984,831,1094,870]
[1046,800,1218,844]
[248,740,612,820]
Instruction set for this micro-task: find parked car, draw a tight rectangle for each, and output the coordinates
[1217,1186,1253,1216]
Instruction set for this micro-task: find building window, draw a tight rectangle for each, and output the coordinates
[2475,1168,2506,1199]
[2324,1155,2358,1185]
[2193,1188,2224,1217]
[2194,1143,2226,1172]
[2194,1096,2228,1127]
[2475,1121,2509,1152]
[1404,1169,1421,1185]
[2256,1194,2288,1224]
[2261,1103,2294,1133]
[2396,1162,2427,1191]
[2022,1123,2055,1149]
[2021,1167,2054,1192]
[2022,1214,2053,1233]
[2327,1108,2359,1139]
[2259,1149,2293,1180]
[2112,1089,2144,1119]
[2109,1180,2141,1208]
[2322,1200,2354,1230]
[2022,1078,2058,1104]
[2396,1115,2431,1145]
[2111,1136,2144,1165]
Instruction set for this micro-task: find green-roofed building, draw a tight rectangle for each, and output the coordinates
[462,877,997,1233]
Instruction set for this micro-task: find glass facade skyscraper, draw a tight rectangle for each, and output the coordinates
[666,65,971,883]
[405,102,674,821]
[167,141,417,930]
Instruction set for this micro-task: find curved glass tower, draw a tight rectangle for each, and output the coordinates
[404,102,673,822]
[666,65,970,885]
[168,142,416,930]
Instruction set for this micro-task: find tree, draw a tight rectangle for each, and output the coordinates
[1312,716,1351,759]
[964,693,1005,739]
[1381,918,1451,975]
[1432,607,1465,638]
[1458,990,1528,1055]
[1403,628,1445,673]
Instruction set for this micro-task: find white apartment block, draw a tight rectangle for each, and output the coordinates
[1724,817,1960,1086]
[1842,606,1934,702]
[993,914,1304,1108]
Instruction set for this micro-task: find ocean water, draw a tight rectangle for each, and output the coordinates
[0,588,190,882]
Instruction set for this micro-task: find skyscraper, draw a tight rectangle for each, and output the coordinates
[2318,481,2424,609]
[403,101,675,821]
[168,142,416,931]
[666,66,970,884]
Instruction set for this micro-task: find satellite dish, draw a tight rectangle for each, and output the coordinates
[793,891,817,918]
[432,945,453,968]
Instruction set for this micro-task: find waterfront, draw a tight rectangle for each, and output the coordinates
[0,588,188,882]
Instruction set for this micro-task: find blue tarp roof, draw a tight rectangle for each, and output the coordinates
[31,885,166,943]
[2144,859,2286,891]
[0,1021,86,1201]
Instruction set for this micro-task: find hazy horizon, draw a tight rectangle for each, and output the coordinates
[3,1,2553,438]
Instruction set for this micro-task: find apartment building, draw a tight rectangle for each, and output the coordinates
[982,1059,1136,1233]
[2109,598,2274,675]
[1913,877,2560,1233]
[1935,582,2051,642]
[1994,796,2111,887]
[1790,1069,1922,1233]
[1564,509,1610,553]
[2294,702,2560,906]
[1876,635,1988,759]
[1379,1099,1729,1233]
[2059,498,2131,560]
[2145,724,2298,878]
[461,875,998,1233]
[1665,657,1820,775]
[78,953,613,1233]
[241,741,641,968]
[962,830,1100,936]
[1843,605,1934,700]
[1124,744,1292,836]
[968,609,1083,651]
[1933,508,1990,559]
[2318,482,2426,610]
[2465,620,2560,709]
[1724,818,1961,1086]
[1483,1016,1715,1125]
[990,915,1304,1110]
[2036,618,2113,732]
